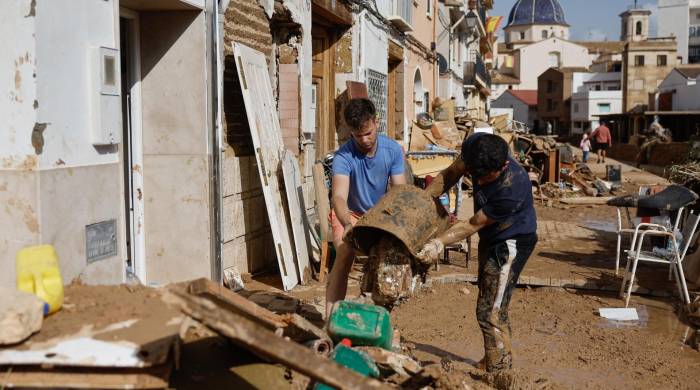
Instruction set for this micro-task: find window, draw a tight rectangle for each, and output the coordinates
[636,21,643,36]
[634,55,645,66]
[426,0,432,17]
[546,80,554,93]
[508,85,513,90]
[542,30,548,39]
[595,85,601,91]
[657,55,667,66]
[548,51,561,67]
[573,103,579,113]
[598,103,611,113]
[520,31,525,40]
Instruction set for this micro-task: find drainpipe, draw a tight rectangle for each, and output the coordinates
[208,0,223,283]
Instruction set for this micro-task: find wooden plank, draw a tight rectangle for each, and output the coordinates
[188,279,328,343]
[188,278,285,329]
[234,42,299,290]
[0,364,171,389]
[282,151,312,285]
[163,289,390,390]
[312,163,330,242]
[559,197,614,205]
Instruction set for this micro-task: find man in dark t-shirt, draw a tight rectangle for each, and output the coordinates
[418,133,538,373]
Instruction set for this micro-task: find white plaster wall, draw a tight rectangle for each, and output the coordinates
[658,0,691,62]
[360,14,389,76]
[517,38,592,90]
[572,90,622,123]
[659,71,700,110]
[491,92,531,126]
[35,0,120,169]
[1,0,38,167]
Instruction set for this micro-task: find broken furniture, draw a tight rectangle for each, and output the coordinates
[620,210,700,307]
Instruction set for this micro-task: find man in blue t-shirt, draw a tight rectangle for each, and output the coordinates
[418,133,538,373]
[326,98,406,317]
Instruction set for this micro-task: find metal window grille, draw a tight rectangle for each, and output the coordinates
[366,69,388,136]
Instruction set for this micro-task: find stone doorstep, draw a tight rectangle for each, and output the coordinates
[424,272,677,298]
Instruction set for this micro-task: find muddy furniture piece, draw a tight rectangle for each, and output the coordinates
[350,185,452,307]
[620,211,700,308]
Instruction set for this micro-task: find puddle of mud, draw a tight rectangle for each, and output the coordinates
[583,220,618,233]
[598,296,694,346]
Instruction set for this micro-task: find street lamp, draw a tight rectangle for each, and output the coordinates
[465,10,478,32]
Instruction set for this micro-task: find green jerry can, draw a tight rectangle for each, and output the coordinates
[327,300,393,350]
[315,339,380,390]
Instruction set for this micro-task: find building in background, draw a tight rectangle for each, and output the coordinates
[658,0,700,63]
[536,67,588,135]
[571,72,623,134]
[490,89,538,129]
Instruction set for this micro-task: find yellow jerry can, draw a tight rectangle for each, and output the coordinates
[16,245,64,315]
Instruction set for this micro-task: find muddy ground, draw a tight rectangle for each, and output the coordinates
[392,283,699,389]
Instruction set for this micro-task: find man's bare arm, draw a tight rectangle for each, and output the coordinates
[390,173,407,187]
[425,157,467,198]
[331,175,353,228]
[436,210,493,246]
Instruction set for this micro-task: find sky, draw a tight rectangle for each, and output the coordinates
[490,0,659,41]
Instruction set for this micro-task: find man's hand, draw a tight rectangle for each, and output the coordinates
[416,238,444,265]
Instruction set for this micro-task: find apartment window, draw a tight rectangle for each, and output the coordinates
[634,55,645,66]
[598,103,611,113]
[595,85,601,91]
[546,80,554,93]
[542,30,548,39]
[573,103,579,113]
[657,55,667,66]
[520,31,525,40]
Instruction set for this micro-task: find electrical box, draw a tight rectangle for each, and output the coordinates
[90,47,122,145]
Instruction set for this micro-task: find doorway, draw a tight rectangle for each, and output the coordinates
[312,26,335,158]
[119,10,146,282]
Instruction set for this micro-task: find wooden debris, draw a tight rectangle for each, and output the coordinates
[188,278,328,343]
[0,364,172,389]
[559,197,615,205]
[355,347,422,378]
[163,285,390,390]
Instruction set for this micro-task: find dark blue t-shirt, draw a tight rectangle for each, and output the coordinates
[463,135,537,243]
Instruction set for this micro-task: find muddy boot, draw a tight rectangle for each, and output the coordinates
[483,347,512,373]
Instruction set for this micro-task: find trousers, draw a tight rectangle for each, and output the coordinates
[476,233,537,372]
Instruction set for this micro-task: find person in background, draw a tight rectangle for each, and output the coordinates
[591,121,612,164]
[325,98,406,318]
[580,129,592,163]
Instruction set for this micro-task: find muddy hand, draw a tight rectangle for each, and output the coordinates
[416,238,444,265]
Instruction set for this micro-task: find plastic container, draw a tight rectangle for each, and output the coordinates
[314,339,380,390]
[16,245,64,315]
[327,301,393,350]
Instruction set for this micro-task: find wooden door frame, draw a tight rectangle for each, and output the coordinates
[311,24,336,158]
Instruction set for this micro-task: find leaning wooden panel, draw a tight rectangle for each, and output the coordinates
[0,364,171,389]
[282,150,312,284]
[233,42,299,290]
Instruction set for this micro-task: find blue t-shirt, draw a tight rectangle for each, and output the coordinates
[332,135,405,214]
[462,135,537,243]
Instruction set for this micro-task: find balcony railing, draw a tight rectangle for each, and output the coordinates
[464,50,491,90]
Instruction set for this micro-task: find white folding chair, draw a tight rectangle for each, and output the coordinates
[620,210,700,307]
